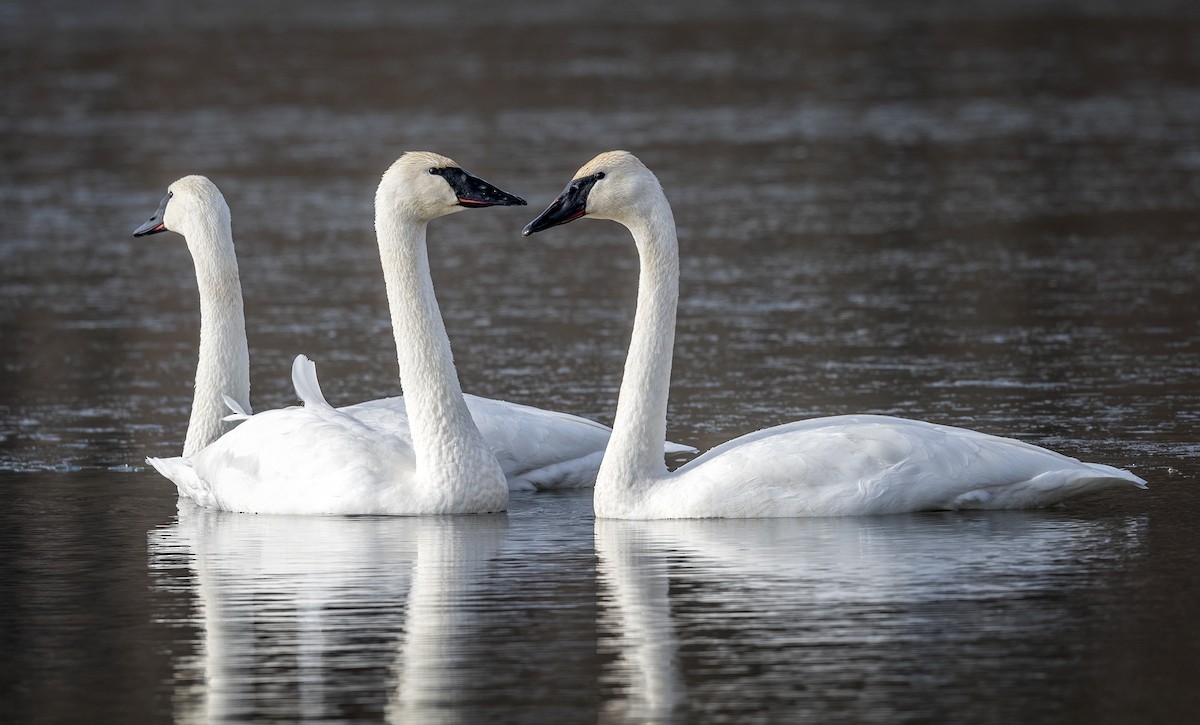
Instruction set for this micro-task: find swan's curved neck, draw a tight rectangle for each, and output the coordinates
[184,219,251,457]
[596,198,679,506]
[376,211,500,497]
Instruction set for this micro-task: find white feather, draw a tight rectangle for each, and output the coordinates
[526,151,1146,519]
[141,163,692,514]
[221,395,251,421]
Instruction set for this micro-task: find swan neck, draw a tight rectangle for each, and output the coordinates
[376,211,502,497]
[596,199,679,503]
[184,217,250,457]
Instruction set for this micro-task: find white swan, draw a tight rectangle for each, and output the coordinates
[138,152,530,514]
[133,165,692,503]
[132,176,252,460]
[522,151,1147,519]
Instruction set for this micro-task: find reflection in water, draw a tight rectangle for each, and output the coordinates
[148,504,505,723]
[388,514,507,724]
[595,520,684,723]
[595,512,1146,721]
[149,504,1151,721]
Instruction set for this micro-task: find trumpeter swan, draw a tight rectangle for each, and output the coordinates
[523,151,1145,519]
[133,165,691,504]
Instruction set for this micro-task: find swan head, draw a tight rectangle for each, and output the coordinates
[132,175,229,239]
[522,151,662,236]
[377,152,526,223]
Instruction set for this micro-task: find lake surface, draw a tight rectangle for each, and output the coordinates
[2,0,1198,722]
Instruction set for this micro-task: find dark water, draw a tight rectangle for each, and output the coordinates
[2,0,1198,722]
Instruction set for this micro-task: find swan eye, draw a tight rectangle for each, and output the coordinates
[428,168,437,175]
[594,172,605,180]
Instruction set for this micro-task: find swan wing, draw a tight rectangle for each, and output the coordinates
[338,394,609,490]
[290,354,333,411]
[462,394,615,489]
[461,395,694,488]
[221,395,252,420]
[287,359,693,490]
[181,403,418,515]
[469,395,696,454]
[339,396,413,438]
[339,392,692,490]
[662,415,1144,518]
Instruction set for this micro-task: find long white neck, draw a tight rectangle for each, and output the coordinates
[595,197,679,512]
[375,211,505,505]
[183,217,251,457]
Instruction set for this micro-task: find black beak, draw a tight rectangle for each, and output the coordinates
[521,174,600,236]
[433,167,526,208]
[132,193,171,237]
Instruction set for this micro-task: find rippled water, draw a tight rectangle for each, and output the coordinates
[2,0,1199,722]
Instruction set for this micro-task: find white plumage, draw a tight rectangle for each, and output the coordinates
[139,153,690,514]
[523,151,1146,519]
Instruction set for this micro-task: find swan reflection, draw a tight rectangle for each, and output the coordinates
[594,511,1145,721]
[148,502,506,723]
[595,519,685,723]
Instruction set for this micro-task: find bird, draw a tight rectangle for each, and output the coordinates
[133,152,668,513]
[522,150,1146,519]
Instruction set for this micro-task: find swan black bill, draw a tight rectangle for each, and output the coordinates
[521,173,601,236]
[132,193,172,237]
[430,167,526,208]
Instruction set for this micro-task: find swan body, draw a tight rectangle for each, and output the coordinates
[135,170,692,508]
[523,151,1146,519]
[143,155,520,514]
[137,154,509,514]
[344,393,645,490]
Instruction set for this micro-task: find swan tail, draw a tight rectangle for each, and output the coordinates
[1032,464,1148,505]
[222,395,252,422]
[512,451,606,491]
[953,463,1147,510]
[1084,462,1148,489]
[664,440,699,455]
[292,354,334,410]
[147,456,216,508]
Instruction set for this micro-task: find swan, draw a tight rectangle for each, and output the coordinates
[522,151,1147,519]
[133,167,692,500]
[139,153,518,514]
[136,152,538,514]
[132,176,252,460]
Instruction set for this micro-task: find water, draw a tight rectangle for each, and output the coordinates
[2,0,1198,721]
